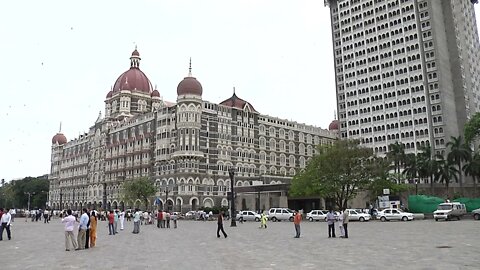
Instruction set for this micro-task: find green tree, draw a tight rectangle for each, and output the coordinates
[435,156,459,194]
[463,152,480,196]
[121,177,156,210]
[387,142,406,182]
[417,145,438,193]
[403,153,419,183]
[0,177,49,209]
[367,157,410,200]
[446,136,471,193]
[464,112,480,144]
[290,140,377,209]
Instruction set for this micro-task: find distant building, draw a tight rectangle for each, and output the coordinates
[48,49,338,211]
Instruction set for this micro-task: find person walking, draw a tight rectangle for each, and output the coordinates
[119,210,125,230]
[158,210,164,228]
[326,209,336,238]
[108,210,115,235]
[162,210,166,228]
[166,212,171,228]
[260,212,268,229]
[216,211,227,238]
[62,209,78,251]
[172,212,178,229]
[43,209,50,223]
[77,208,89,250]
[89,211,97,247]
[337,210,345,238]
[132,209,141,234]
[342,208,349,239]
[114,210,119,234]
[85,210,91,249]
[0,208,12,241]
[293,210,302,238]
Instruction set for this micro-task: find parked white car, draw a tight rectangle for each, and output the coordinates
[377,208,414,221]
[306,210,329,222]
[268,208,294,222]
[346,209,371,222]
[472,208,480,220]
[433,202,466,221]
[237,211,261,222]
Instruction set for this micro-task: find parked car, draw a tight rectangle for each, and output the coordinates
[237,211,261,222]
[433,202,466,221]
[306,210,329,222]
[377,208,414,221]
[346,209,371,222]
[472,208,480,220]
[268,208,294,222]
[185,211,196,219]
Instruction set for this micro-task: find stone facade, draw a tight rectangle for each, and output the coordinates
[48,49,338,212]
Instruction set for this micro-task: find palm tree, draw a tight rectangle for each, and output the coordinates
[435,156,459,194]
[387,142,406,182]
[463,152,480,197]
[403,153,419,183]
[446,136,471,193]
[417,145,438,193]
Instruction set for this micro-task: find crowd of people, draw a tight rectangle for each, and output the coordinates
[1,206,353,250]
[59,208,181,251]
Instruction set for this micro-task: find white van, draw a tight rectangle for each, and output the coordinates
[433,202,466,221]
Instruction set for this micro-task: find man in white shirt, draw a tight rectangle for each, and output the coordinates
[119,210,125,230]
[0,208,12,240]
[62,209,78,251]
[77,208,89,250]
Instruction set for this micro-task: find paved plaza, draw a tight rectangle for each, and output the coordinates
[0,217,479,270]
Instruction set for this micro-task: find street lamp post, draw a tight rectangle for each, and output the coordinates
[229,167,237,227]
[24,192,36,211]
[165,187,169,211]
[59,188,63,210]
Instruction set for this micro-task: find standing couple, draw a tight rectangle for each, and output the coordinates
[326,208,349,238]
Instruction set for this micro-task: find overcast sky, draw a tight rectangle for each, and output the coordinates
[1,1,479,181]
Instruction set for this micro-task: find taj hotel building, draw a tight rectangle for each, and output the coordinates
[48,49,338,212]
[326,0,480,159]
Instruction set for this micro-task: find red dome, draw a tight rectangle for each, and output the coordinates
[131,49,140,56]
[52,133,67,145]
[113,68,152,94]
[151,89,160,97]
[106,90,113,98]
[328,120,339,130]
[177,76,203,96]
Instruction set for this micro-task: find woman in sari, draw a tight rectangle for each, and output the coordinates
[89,211,97,247]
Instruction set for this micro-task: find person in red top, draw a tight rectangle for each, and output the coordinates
[157,210,163,228]
[108,210,115,235]
[293,210,302,238]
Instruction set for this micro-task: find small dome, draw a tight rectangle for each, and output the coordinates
[328,120,339,131]
[52,133,67,145]
[131,49,140,57]
[106,90,113,98]
[151,89,160,97]
[177,76,203,96]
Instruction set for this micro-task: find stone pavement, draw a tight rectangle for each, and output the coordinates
[0,217,479,270]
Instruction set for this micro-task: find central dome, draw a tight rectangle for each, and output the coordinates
[177,76,203,96]
[112,49,153,94]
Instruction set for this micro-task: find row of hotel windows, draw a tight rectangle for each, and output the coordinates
[351,111,428,126]
[374,140,429,153]
[344,84,425,99]
[347,96,427,107]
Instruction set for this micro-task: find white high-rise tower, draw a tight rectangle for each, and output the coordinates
[326,0,480,156]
